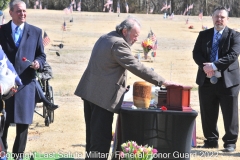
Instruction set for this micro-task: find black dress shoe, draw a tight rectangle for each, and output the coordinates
[46,103,59,111]
[198,143,219,149]
[223,146,235,152]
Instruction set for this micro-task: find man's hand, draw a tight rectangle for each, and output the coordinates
[162,80,180,87]
[30,60,40,70]
[2,86,18,100]
[206,70,215,77]
[203,63,214,74]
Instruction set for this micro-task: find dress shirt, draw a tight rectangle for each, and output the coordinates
[209,28,224,78]
[11,22,24,40]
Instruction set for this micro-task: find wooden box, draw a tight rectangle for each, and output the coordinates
[154,88,167,108]
[166,85,192,111]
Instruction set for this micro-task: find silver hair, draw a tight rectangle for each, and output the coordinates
[9,0,26,11]
[116,16,141,33]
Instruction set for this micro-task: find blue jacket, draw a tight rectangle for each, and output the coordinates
[0,21,46,124]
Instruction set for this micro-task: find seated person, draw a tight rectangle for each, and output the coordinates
[0,48,58,111]
[35,79,58,111]
[34,61,58,111]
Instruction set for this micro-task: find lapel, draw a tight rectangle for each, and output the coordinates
[206,28,214,58]
[18,22,30,49]
[3,21,31,49]
[218,27,229,57]
[3,21,16,48]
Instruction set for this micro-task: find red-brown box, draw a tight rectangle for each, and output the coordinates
[154,89,167,107]
[166,85,192,110]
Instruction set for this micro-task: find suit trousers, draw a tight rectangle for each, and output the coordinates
[1,123,29,159]
[83,99,114,160]
[198,78,239,147]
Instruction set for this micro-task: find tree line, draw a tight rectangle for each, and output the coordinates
[1,0,240,17]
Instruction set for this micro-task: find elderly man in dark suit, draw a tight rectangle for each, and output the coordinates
[75,16,177,159]
[0,0,46,159]
[193,6,240,152]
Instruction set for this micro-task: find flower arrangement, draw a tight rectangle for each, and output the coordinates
[140,30,157,60]
[120,141,158,160]
[141,38,153,54]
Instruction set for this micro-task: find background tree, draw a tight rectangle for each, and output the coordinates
[21,0,240,17]
[0,0,10,10]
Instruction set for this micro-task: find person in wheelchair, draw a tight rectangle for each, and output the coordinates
[35,61,58,111]
[0,48,60,102]
[35,79,58,111]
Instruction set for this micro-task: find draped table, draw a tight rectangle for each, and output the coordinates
[111,86,198,160]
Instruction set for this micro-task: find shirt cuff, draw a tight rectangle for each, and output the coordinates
[212,63,217,71]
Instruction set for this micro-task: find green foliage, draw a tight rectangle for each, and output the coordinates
[24,0,240,17]
[0,0,10,11]
[27,0,71,10]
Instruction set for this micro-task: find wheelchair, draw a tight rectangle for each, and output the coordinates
[34,62,55,126]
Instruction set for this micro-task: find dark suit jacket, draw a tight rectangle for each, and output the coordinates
[75,31,165,113]
[193,27,240,88]
[0,21,46,124]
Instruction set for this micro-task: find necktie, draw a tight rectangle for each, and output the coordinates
[14,26,21,47]
[210,32,220,62]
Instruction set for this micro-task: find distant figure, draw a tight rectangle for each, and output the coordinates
[149,7,154,14]
[170,11,174,19]
[125,1,129,13]
[71,0,76,11]
[163,12,167,19]
[77,0,81,12]
[39,1,42,9]
[35,0,39,7]
[186,18,189,24]
[103,0,113,12]
[117,1,120,17]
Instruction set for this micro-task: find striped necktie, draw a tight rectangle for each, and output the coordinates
[210,32,220,62]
